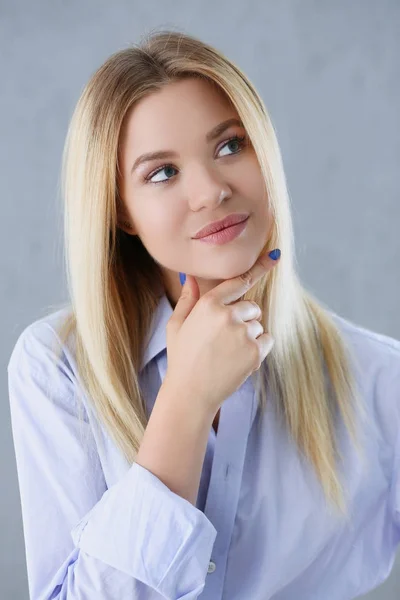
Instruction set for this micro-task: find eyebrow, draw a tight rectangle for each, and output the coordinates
[130,117,244,174]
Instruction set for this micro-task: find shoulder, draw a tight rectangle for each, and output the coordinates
[329,310,400,372]
[7,305,78,394]
[328,311,400,430]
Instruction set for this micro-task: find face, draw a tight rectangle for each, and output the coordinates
[118,77,273,307]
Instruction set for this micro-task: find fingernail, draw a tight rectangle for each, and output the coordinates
[179,272,186,285]
[268,249,281,261]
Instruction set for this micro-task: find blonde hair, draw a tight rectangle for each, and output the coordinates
[50,28,366,518]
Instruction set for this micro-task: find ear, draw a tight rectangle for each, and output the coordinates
[118,222,135,235]
[116,189,137,235]
[117,213,137,235]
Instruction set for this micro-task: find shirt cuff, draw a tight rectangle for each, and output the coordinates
[71,461,217,598]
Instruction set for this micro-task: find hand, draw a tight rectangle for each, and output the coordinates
[163,249,281,415]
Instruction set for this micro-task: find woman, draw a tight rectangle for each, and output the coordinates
[7,29,400,599]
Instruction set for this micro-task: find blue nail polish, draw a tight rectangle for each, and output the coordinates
[179,272,186,285]
[268,249,281,261]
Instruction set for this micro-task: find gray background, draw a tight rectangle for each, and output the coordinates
[1,1,399,598]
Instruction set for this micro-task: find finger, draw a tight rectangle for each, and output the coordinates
[254,333,275,367]
[231,300,262,322]
[245,320,264,339]
[211,248,281,306]
[167,274,199,331]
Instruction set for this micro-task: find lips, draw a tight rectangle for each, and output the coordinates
[193,213,249,239]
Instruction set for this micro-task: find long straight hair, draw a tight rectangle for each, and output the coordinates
[51,29,366,518]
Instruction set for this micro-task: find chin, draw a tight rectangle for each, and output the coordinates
[205,248,261,281]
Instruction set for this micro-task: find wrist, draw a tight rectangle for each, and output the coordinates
[159,377,217,424]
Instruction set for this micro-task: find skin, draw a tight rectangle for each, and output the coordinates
[117,77,274,312]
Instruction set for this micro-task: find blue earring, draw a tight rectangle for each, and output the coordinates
[179,272,186,286]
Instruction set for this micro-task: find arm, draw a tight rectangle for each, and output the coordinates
[136,376,216,507]
[8,322,217,600]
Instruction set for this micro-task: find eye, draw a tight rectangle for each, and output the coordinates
[144,134,247,185]
[145,164,178,185]
[217,135,247,158]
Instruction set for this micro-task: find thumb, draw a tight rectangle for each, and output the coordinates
[168,274,200,329]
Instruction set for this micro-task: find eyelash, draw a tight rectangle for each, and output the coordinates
[143,134,247,185]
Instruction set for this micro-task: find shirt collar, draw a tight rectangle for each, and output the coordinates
[140,293,174,372]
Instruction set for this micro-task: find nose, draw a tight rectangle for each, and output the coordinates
[186,165,232,211]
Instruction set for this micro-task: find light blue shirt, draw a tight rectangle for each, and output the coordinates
[7,293,400,599]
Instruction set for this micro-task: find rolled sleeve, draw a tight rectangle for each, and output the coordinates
[72,461,217,598]
[8,320,217,599]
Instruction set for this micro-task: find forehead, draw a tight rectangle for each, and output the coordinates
[120,78,237,149]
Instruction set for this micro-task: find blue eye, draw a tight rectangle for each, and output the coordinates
[144,135,247,185]
[146,164,178,185]
[218,136,245,157]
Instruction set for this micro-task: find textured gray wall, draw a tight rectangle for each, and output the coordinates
[1,1,399,598]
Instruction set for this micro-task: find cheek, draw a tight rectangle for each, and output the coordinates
[234,156,266,196]
[248,167,269,209]
[248,164,267,196]
[136,203,180,242]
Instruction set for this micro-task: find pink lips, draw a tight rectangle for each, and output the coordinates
[192,213,249,239]
[195,216,249,245]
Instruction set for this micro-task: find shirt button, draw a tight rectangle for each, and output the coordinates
[208,560,216,573]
